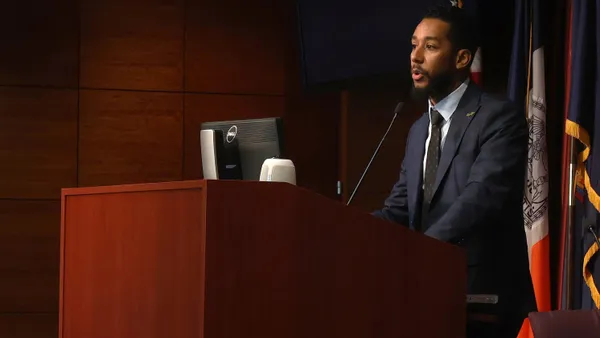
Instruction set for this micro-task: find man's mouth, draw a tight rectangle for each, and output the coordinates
[412,69,425,81]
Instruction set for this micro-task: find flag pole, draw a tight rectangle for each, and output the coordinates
[525,19,533,119]
[564,137,575,309]
[559,0,575,310]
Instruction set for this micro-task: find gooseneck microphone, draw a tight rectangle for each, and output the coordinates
[588,225,600,248]
[346,101,404,206]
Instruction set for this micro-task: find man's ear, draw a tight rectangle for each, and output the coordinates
[455,49,472,71]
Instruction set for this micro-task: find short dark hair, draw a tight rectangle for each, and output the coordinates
[423,4,479,65]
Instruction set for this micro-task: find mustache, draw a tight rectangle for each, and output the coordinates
[412,66,428,76]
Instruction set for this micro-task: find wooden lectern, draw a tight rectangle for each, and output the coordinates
[59,180,466,338]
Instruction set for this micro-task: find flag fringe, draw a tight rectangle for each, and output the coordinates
[565,119,600,309]
[583,242,600,308]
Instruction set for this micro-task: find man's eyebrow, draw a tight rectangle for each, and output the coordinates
[424,36,441,42]
[411,36,441,42]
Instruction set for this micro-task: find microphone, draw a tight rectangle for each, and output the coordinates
[346,101,404,206]
[588,224,600,248]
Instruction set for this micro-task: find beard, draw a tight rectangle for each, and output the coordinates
[410,69,455,102]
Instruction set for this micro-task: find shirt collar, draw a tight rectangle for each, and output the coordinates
[428,78,470,122]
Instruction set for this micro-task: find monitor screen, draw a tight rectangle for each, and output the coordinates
[200,117,285,181]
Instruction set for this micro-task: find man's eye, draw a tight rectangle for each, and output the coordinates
[426,45,436,49]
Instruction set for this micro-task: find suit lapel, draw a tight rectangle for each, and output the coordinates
[407,114,428,226]
[431,83,482,197]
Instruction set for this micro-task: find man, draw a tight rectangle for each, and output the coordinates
[372,5,536,338]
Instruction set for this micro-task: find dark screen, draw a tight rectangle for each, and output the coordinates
[296,0,450,87]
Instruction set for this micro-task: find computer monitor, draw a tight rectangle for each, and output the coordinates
[200,117,285,181]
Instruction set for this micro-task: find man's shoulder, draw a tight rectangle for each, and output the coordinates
[407,111,429,135]
[479,91,518,109]
[472,90,528,141]
[475,89,523,122]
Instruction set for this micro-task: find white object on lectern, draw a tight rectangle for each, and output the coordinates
[259,158,296,185]
[200,129,219,180]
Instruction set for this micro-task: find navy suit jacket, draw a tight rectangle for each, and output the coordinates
[373,82,536,323]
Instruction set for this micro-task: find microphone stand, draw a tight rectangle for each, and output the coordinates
[346,102,403,206]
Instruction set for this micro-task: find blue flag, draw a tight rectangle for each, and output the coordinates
[565,0,600,310]
[507,0,530,107]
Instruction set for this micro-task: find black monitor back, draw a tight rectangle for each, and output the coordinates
[200,117,285,181]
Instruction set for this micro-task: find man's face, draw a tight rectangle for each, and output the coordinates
[410,18,456,99]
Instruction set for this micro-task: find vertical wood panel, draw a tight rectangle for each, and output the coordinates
[185,0,289,94]
[183,94,285,179]
[0,0,78,87]
[0,201,60,313]
[61,187,205,338]
[284,92,341,199]
[78,90,183,187]
[0,88,78,199]
[0,313,58,338]
[80,0,184,91]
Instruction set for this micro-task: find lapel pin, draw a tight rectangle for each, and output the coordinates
[466,111,476,117]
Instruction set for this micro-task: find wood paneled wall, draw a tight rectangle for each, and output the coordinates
[0,1,339,337]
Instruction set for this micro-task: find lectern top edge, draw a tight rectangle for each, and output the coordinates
[61,179,207,197]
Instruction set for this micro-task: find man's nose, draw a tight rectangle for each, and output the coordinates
[411,46,423,64]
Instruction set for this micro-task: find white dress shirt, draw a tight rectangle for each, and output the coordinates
[423,79,470,178]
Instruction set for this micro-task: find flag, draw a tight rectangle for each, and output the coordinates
[470,47,482,85]
[564,0,600,310]
[507,0,551,336]
[508,0,551,313]
[455,0,482,86]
